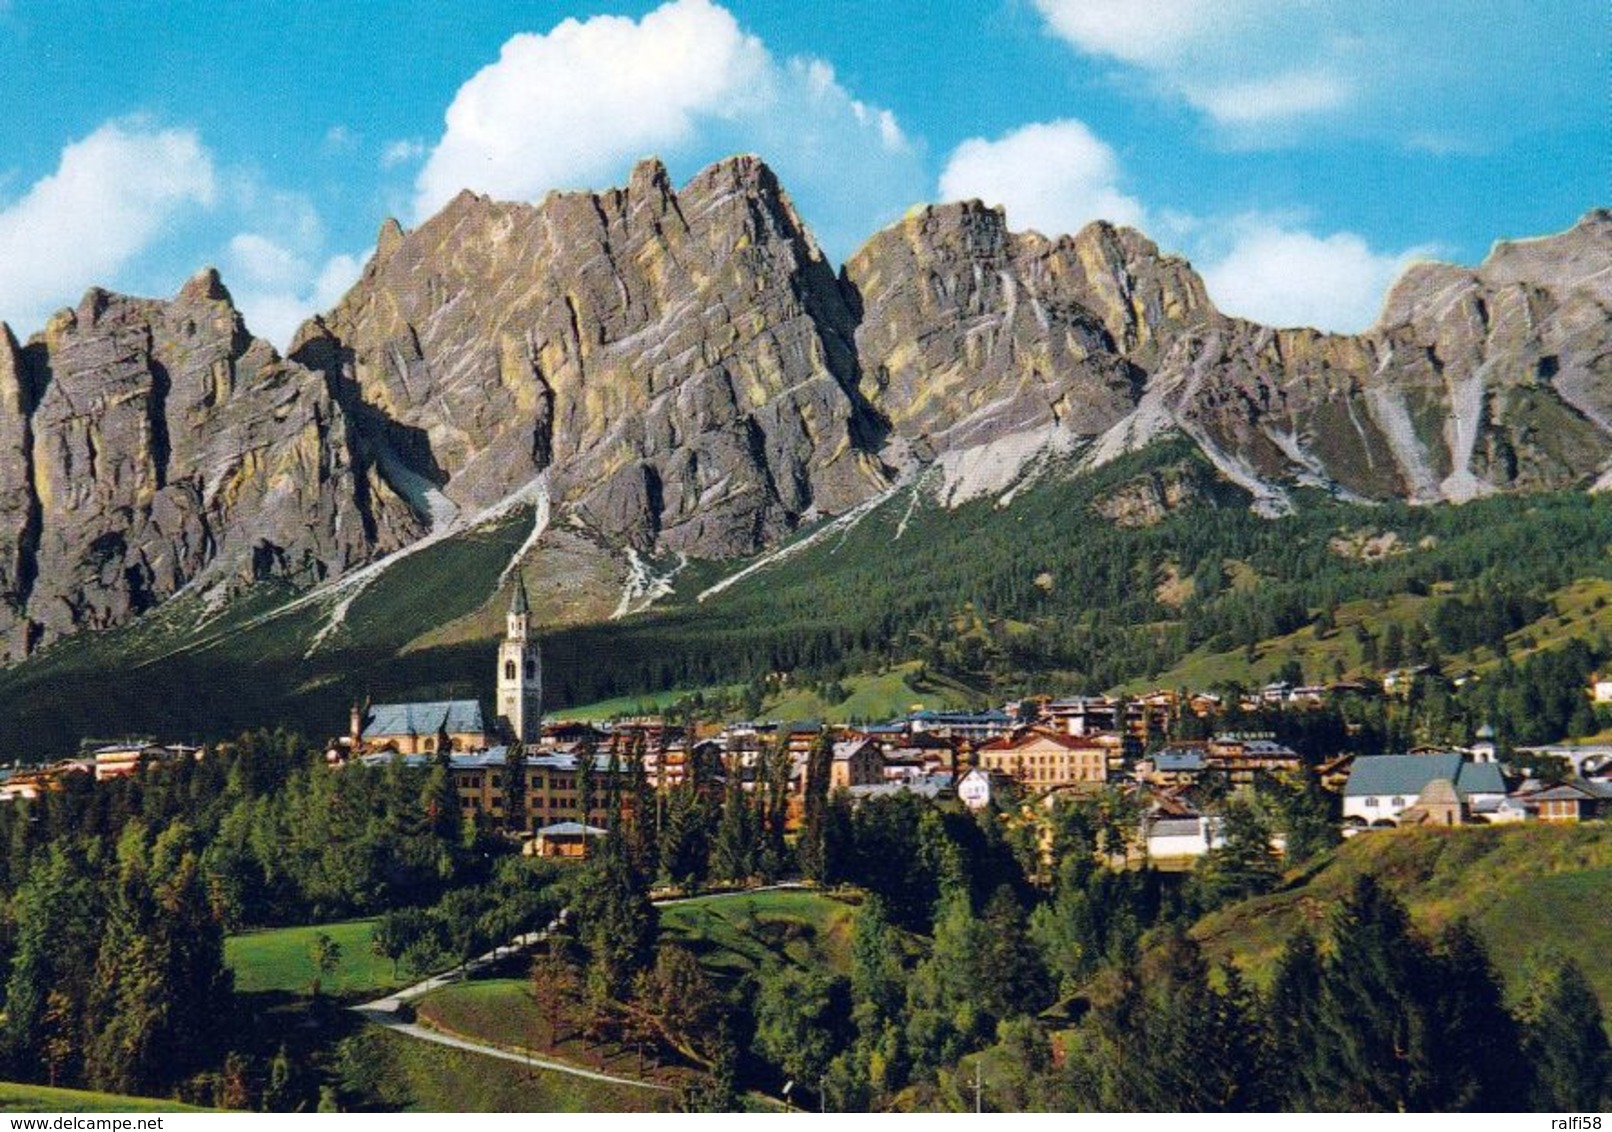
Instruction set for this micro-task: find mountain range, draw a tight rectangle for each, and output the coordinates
[0,154,1608,667]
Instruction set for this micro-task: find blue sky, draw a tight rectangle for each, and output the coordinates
[0,0,1601,346]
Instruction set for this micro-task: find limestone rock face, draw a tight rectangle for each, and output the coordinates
[1120,211,1612,508]
[842,204,1211,499]
[297,156,888,557]
[0,273,421,658]
[0,154,1607,660]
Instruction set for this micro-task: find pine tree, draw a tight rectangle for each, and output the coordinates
[659,776,710,892]
[1313,876,1439,1111]
[1266,928,1325,1110]
[503,742,527,835]
[798,730,834,881]
[1520,956,1612,1111]
[1424,919,1525,1111]
[710,773,756,884]
[574,848,657,1006]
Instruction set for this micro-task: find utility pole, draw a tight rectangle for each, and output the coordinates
[973,1062,984,1113]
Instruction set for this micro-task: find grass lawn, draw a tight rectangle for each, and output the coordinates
[0,1083,212,1112]
[763,662,984,724]
[658,889,859,984]
[412,978,694,1090]
[227,918,404,998]
[345,1025,672,1112]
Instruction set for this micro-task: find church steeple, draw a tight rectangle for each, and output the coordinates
[507,573,531,643]
[498,572,541,744]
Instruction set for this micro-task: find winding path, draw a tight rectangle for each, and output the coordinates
[350,883,806,1091]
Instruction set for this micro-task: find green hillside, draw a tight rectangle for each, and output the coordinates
[1192,822,1612,1010]
[2,436,1609,755]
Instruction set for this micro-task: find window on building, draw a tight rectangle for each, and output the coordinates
[1366,797,1378,807]
[505,660,516,681]
[526,659,536,680]
[1392,796,1404,807]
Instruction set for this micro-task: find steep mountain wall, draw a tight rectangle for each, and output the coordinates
[0,155,1606,660]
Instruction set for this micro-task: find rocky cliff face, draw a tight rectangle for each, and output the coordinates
[1105,212,1612,511]
[0,272,421,660]
[294,156,888,557]
[1,158,1607,660]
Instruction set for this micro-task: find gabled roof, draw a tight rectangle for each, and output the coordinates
[1346,753,1462,796]
[1454,761,1507,796]
[979,729,1106,753]
[832,738,878,762]
[1526,779,1612,803]
[363,700,485,739]
[1345,754,1505,799]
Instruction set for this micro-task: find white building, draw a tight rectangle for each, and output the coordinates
[1343,753,1507,826]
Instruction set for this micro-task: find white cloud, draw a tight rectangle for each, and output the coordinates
[415,0,770,217]
[1187,69,1352,126]
[938,120,1145,237]
[1199,219,1435,332]
[324,124,359,152]
[381,138,428,168]
[226,234,365,349]
[0,121,215,332]
[412,0,924,259]
[1033,0,1596,143]
[1032,0,1257,66]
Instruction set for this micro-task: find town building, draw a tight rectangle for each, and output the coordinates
[975,729,1107,794]
[829,738,884,790]
[357,700,488,755]
[496,575,542,744]
[1342,753,1507,827]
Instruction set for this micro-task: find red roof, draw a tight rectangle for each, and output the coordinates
[978,728,1107,753]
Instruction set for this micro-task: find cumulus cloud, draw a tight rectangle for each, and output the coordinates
[1032,0,1336,129]
[938,115,1427,332]
[1200,219,1435,332]
[1032,0,1255,66]
[412,0,925,259]
[1032,0,1590,144]
[226,233,364,349]
[0,121,215,332]
[938,120,1145,236]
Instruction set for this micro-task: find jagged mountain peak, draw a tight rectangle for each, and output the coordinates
[0,152,1606,663]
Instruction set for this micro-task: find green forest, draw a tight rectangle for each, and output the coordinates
[1,442,1609,755]
[1,729,1608,1111]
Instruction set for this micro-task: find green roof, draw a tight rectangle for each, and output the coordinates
[1345,754,1505,799]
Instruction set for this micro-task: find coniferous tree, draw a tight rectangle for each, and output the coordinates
[711,772,756,884]
[1425,919,1525,1111]
[574,846,657,1006]
[1266,927,1326,1110]
[659,775,710,892]
[624,732,659,881]
[1520,956,1612,1111]
[1312,876,1439,1112]
[798,730,834,882]
[503,742,527,835]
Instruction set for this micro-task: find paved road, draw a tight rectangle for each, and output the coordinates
[351,882,808,1091]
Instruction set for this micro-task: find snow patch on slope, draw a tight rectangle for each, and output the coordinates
[500,473,551,585]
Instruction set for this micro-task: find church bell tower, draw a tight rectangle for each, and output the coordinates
[497,574,542,743]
